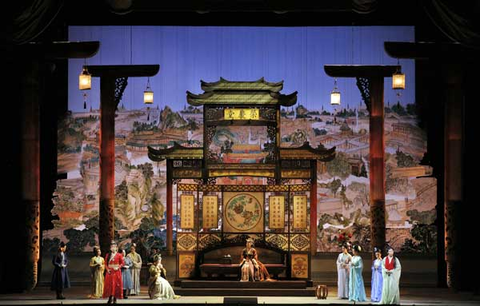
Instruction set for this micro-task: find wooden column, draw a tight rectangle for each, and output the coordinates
[443,64,463,290]
[310,160,317,256]
[21,60,41,291]
[87,65,160,255]
[369,77,386,252]
[384,42,473,289]
[99,77,116,256]
[14,42,99,291]
[166,160,173,255]
[324,65,397,254]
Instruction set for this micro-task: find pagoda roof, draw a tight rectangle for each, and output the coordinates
[187,91,297,107]
[201,77,284,92]
[279,142,336,161]
[187,78,297,107]
[148,143,203,161]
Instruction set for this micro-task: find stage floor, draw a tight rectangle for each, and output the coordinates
[0,286,479,305]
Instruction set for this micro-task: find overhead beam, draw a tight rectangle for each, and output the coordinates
[324,65,399,78]
[87,65,160,77]
[384,42,477,61]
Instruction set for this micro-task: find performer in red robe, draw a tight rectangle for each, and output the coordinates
[103,241,124,303]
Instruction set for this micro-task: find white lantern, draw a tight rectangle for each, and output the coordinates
[78,67,91,90]
[330,78,341,106]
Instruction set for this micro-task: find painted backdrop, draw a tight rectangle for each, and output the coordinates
[44,26,436,258]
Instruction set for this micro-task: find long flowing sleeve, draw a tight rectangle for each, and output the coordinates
[52,254,61,267]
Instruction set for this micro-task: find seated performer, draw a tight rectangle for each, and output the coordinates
[148,255,179,300]
[240,238,271,281]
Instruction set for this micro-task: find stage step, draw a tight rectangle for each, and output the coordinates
[179,280,308,289]
[174,287,317,297]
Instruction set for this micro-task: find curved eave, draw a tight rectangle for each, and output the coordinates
[277,91,298,107]
[147,143,204,161]
[201,77,284,92]
[187,91,298,107]
[280,143,336,162]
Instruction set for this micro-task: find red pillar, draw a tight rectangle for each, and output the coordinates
[21,61,41,291]
[369,77,386,252]
[444,64,463,289]
[310,160,318,256]
[99,78,116,256]
[166,160,173,255]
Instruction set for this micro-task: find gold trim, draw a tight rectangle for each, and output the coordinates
[209,169,275,178]
[281,169,311,179]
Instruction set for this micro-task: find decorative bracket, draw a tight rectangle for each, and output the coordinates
[114,77,128,109]
[356,77,371,114]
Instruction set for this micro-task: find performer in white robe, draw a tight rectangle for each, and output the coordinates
[336,244,352,299]
[127,244,142,296]
[380,247,402,304]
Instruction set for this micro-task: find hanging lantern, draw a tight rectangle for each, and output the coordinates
[78,66,91,90]
[392,60,405,90]
[330,78,341,106]
[392,70,405,90]
[144,77,154,104]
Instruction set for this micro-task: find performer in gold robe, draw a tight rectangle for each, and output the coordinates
[89,246,104,299]
[148,255,179,300]
[240,238,271,281]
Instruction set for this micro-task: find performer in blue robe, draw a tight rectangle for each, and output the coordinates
[120,248,133,299]
[336,244,352,299]
[371,247,383,302]
[348,244,366,302]
[51,242,70,299]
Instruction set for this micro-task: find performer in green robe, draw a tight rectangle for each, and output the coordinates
[127,243,142,296]
[380,247,402,304]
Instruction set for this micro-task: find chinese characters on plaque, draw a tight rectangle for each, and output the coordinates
[202,195,218,229]
[180,195,195,229]
[224,108,260,120]
[293,195,307,229]
[269,196,285,229]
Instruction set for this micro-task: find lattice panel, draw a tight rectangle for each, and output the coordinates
[177,233,197,251]
[199,185,222,192]
[265,234,288,251]
[198,234,222,250]
[290,234,310,251]
[223,185,264,192]
[265,185,289,192]
[178,184,198,191]
[290,184,311,192]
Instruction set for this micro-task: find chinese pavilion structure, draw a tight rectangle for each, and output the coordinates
[148,78,335,283]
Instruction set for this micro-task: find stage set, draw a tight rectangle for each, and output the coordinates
[4,1,480,306]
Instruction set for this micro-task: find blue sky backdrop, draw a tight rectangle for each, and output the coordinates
[69,26,415,113]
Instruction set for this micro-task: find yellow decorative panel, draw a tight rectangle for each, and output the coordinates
[224,108,259,120]
[281,169,311,179]
[290,234,310,251]
[291,253,309,279]
[177,233,197,251]
[180,194,195,229]
[265,234,288,251]
[269,196,285,229]
[202,195,218,229]
[293,195,307,230]
[223,192,264,232]
[178,253,196,278]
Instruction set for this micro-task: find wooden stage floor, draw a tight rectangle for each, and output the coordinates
[1,285,479,306]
